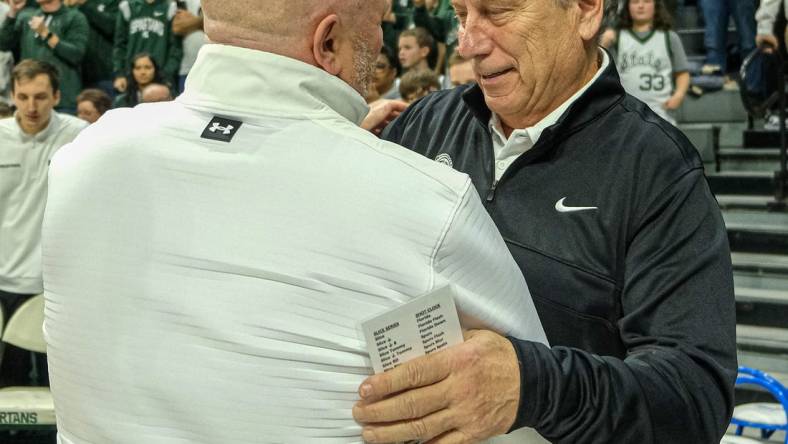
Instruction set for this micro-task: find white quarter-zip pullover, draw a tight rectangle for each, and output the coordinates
[43,44,546,444]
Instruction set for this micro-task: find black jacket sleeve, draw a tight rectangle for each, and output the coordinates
[508,168,736,443]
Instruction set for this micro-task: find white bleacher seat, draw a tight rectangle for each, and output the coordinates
[0,387,55,427]
[2,295,46,353]
[0,294,54,430]
[721,435,773,444]
[734,403,788,427]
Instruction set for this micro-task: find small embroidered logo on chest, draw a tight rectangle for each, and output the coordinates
[434,153,453,168]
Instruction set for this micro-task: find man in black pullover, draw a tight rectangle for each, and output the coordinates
[353,0,737,442]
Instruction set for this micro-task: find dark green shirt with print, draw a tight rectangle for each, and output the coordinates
[0,5,89,109]
[113,0,182,82]
[76,0,119,85]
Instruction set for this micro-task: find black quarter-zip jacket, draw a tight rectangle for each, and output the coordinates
[382,61,737,443]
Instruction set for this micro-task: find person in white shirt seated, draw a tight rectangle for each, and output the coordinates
[41,1,547,443]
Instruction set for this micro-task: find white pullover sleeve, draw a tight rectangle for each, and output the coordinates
[432,179,548,345]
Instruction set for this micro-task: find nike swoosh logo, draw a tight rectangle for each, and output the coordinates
[555,197,598,213]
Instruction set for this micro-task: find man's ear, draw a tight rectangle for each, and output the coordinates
[576,0,604,42]
[418,45,430,61]
[53,90,61,108]
[312,14,342,76]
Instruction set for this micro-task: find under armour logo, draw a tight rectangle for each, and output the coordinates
[208,122,233,135]
[201,117,242,143]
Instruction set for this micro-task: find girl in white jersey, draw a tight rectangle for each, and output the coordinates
[610,0,690,126]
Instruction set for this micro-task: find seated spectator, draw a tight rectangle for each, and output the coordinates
[373,45,400,101]
[112,0,182,92]
[113,52,164,108]
[413,0,458,73]
[76,87,111,123]
[0,0,89,113]
[447,51,474,87]
[382,0,410,53]
[398,27,433,73]
[140,82,171,102]
[0,59,86,387]
[399,68,440,104]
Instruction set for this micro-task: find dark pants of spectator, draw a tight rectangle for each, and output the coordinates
[0,290,48,387]
[701,0,756,72]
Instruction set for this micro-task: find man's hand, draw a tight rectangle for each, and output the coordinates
[756,34,779,53]
[28,15,48,38]
[361,99,408,136]
[63,0,87,7]
[172,9,201,36]
[353,329,521,443]
[7,0,26,18]
[114,76,128,93]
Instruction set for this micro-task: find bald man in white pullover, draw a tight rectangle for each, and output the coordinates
[42,1,547,443]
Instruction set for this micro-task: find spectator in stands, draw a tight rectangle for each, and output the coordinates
[382,0,409,54]
[139,80,169,102]
[75,87,110,122]
[0,0,89,113]
[412,0,458,73]
[447,51,474,87]
[0,0,13,106]
[41,1,547,442]
[0,59,86,387]
[354,0,736,442]
[373,45,400,101]
[171,0,203,94]
[64,0,118,97]
[700,0,756,82]
[398,27,432,73]
[399,67,440,103]
[112,0,181,93]
[609,0,690,126]
[113,51,161,107]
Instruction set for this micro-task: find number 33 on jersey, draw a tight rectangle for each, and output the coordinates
[615,29,674,123]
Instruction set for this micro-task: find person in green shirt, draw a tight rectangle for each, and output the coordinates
[0,0,89,112]
[64,0,118,95]
[383,0,412,55]
[112,0,182,93]
[412,0,458,73]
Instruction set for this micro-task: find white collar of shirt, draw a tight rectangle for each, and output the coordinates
[488,50,609,180]
[177,44,369,126]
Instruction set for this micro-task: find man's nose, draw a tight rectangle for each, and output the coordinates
[457,18,493,59]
